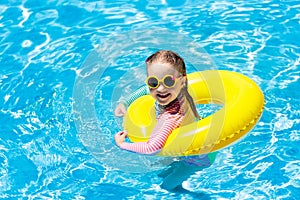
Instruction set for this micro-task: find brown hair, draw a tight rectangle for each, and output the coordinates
[145,50,200,119]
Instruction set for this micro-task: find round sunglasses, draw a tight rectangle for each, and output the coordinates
[145,75,181,89]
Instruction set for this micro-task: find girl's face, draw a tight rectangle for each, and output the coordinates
[146,62,186,106]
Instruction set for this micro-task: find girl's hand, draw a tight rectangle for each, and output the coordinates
[114,103,126,117]
[115,131,128,146]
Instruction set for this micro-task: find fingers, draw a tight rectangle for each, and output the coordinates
[117,130,128,137]
[114,110,125,117]
[123,130,128,137]
[115,131,128,146]
[117,131,124,136]
[114,103,127,117]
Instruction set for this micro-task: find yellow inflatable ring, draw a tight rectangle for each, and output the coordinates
[123,70,264,156]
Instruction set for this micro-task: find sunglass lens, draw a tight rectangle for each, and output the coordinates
[164,76,175,87]
[147,77,159,88]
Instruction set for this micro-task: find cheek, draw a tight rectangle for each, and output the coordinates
[166,87,180,97]
[174,82,183,93]
[149,89,156,97]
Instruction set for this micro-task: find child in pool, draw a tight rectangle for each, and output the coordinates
[114,50,216,190]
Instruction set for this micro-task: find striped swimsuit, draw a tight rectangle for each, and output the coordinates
[119,86,213,167]
[120,95,185,155]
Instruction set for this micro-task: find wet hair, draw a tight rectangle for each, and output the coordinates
[145,50,200,119]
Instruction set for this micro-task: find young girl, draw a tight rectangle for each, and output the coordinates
[114,50,216,191]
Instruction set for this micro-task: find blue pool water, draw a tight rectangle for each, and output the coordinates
[0,0,299,199]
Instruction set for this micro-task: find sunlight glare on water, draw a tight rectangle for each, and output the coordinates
[0,0,299,199]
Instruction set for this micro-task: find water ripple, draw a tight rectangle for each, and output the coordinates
[0,0,299,199]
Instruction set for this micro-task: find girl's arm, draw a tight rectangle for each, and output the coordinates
[117,113,183,155]
[119,85,149,107]
[114,85,149,117]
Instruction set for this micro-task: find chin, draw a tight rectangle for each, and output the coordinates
[157,96,176,106]
[157,101,169,106]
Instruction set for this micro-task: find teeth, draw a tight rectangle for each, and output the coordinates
[158,93,169,98]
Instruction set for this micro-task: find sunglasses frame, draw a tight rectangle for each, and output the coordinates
[145,75,181,89]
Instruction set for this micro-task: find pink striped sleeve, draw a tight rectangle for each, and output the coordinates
[119,113,183,155]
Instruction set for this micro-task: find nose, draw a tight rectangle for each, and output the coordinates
[156,82,166,92]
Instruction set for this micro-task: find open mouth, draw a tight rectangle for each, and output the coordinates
[157,93,171,99]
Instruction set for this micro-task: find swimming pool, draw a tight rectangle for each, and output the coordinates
[0,0,299,199]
